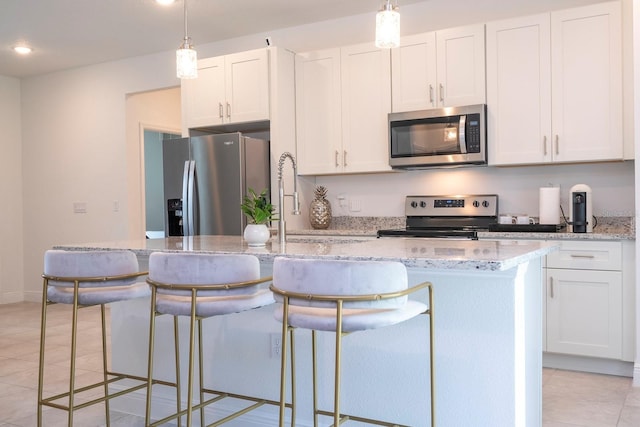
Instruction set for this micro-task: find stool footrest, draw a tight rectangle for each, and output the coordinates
[315,409,411,427]
[39,371,149,411]
[148,388,293,427]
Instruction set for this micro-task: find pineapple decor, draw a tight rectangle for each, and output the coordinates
[310,186,332,229]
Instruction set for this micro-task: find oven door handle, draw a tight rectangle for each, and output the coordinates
[458,114,467,154]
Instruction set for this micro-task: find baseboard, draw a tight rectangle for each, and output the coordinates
[110,384,308,427]
[633,363,640,386]
[23,290,42,303]
[543,352,634,377]
[0,291,25,304]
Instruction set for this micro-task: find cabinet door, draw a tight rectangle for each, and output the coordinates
[551,2,622,162]
[546,268,622,359]
[486,14,551,165]
[295,49,343,175]
[183,56,226,129]
[224,49,270,124]
[436,24,486,107]
[391,32,437,112]
[340,43,392,173]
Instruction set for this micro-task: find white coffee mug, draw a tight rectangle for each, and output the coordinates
[516,214,535,225]
[499,214,515,225]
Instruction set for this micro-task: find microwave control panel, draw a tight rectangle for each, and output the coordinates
[465,113,481,153]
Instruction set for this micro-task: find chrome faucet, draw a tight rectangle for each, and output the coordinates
[277,152,301,245]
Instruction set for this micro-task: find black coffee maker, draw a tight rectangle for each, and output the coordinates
[569,184,592,233]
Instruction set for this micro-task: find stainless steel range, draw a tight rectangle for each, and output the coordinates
[377,194,499,239]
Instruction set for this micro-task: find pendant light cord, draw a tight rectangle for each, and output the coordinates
[183,0,189,43]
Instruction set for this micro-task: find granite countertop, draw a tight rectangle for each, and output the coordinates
[56,235,557,272]
[286,216,635,241]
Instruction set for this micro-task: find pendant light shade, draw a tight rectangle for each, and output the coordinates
[375,0,400,49]
[176,0,197,79]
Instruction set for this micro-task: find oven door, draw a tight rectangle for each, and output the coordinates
[389,104,487,168]
[377,228,479,240]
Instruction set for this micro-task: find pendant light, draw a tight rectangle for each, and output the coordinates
[375,0,400,49]
[176,0,197,79]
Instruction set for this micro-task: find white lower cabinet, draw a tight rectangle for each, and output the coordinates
[546,268,622,359]
[544,240,634,362]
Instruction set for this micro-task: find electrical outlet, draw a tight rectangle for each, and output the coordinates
[270,333,282,359]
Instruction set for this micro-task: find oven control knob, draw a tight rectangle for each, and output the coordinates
[473,200,480,208]
[410,201,418,208]
[482,200,490,208]
[420,201,427,208]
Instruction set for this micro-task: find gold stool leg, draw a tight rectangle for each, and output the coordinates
[67,280,81,427]
[186,289,197,426]
[198,317,205,427]
[37,278,49,427]
[333,301,344,427]
[145,288,157,425]
[312,330,318,427]
[101,304,111,426]
[289,326,296,427]
[174,315,181,426]
[428,284,435,427]
[278,297,290,427]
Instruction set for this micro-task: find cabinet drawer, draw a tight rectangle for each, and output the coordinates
[546,241,622,271]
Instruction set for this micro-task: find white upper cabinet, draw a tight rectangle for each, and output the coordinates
[391,33,437,111]
[391,24,486,112]
[436,24,486,108]
[296,43,391,175]
[487,1,622,165]
[551,2,622,163]
[486,14,551,165]
[295,49,343,175]
[182,48,269,130]
[340,44,392,174]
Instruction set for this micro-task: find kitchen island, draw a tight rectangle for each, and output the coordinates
[56,236,557,427]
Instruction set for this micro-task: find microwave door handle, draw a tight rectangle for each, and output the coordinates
[459,115,467,154]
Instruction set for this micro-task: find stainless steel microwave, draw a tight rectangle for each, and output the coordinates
[389,104,487,169]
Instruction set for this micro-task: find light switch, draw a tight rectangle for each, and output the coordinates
[349,199,361,212]
[73,202,87,214]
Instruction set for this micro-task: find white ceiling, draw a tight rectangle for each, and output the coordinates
[1,0,428,78]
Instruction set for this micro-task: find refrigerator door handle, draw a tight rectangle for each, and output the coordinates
[181,160,191,236]
[187,160,196,236]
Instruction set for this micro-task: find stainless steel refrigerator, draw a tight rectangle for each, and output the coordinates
[162,133,270,236]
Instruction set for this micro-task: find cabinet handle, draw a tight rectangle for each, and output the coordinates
[218,102,224,119]
[335,150,340,167]
[543,136,547,155]
[549,277,554,298]
[343,150,348,167]
[226,102,231,118]
[439,84,444,103]
[429,84,434,105]
[555,135,559,155]
[569,254,596,259]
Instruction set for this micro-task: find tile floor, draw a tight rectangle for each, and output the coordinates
[0,301,639,426]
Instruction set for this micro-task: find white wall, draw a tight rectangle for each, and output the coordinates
[317,162,635,219]
[0,75,24,303]
[13,0,636,303]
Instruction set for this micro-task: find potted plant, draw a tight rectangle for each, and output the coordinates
[240,188,276,246]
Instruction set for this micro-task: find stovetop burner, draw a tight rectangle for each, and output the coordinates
[377,195,499,239]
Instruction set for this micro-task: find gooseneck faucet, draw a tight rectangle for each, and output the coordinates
[277,152,301,245]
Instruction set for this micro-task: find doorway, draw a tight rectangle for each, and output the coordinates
[144,130,180,238]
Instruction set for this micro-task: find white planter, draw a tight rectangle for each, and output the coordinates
[243,224,270,247]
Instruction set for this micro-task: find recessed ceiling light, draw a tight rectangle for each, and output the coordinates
[13,45,33,55]
[156,0,176,5]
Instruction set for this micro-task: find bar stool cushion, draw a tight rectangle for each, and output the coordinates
[44,250,149,305]
[272,257,428,332]
[149,252,274,317]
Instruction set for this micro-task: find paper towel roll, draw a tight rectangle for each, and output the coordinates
[539,187,560,225]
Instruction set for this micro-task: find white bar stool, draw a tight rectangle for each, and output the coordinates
[38,249,150,426]
[145,252,293,426]
[270,257,435,427]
